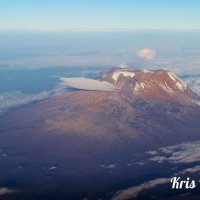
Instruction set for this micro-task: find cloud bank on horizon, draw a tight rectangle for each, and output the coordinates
[1,31,200,77]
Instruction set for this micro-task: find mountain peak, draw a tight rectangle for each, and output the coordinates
[102,68,197,102]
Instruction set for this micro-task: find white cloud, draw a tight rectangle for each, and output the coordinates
[60,77,118,91]
[179,165,200,174]
[111,178,169,200]
[115,63,129,69]
[183,76,200,95]
[136,48,156,60]
[147,141,200,164]
[0,187,18,196]
[100,164,116,169]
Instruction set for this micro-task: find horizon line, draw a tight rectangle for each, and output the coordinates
[1,28,200,33]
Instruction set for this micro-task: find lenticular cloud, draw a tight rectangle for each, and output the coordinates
[60,77,117,92]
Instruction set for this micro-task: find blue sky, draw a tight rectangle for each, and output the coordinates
[1,0,200,31]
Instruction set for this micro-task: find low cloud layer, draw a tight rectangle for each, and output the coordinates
[112,178,169,200]
[0,86,64,115]
[60,77,118,91]
[183,76,200,95]
[136,48,156,60]
[0,54,132,69]
[0,91,50,114]
[111,141,200,200]
[147,141,200,164]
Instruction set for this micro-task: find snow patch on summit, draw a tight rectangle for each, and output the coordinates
[112,71,135,83]
[167,72,177,82]
[167,72,187,91]
[175,82,186,91]
[159,82,174,94]
[142,70,153,73]
[132,82,146,93]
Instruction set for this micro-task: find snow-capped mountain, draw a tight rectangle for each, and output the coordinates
[102,67,198,102]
